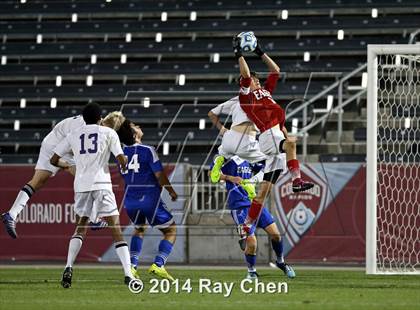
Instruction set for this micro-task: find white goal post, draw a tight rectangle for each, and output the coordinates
[367,44,420,275]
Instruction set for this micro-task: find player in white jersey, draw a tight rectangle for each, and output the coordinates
[208,95,287,184]
[1,108,126,239]
[208,96,267,165]
[50,103,134,287]
[1,114,84,238]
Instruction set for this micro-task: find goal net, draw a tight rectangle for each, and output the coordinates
[367,45,420,274]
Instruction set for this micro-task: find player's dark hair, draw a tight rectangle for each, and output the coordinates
[82,102,102,124]
[237,71,259,85]
[117,119,136,146]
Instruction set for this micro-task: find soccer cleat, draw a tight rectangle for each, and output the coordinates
[276,262,296,279]
[124,276,134,285]
[61,267,73,288]
[1,212,17,239]
[89,219,108,231]
[131,266,140,279]
[246,271,259,280]
[148,263,175,281]
[210,155,225,183]
[240,179,256,201]
[292,179,314,193]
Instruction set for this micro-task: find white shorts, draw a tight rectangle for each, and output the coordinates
[74,190,119,219]
[35,140,75,176]
[218,130,267,164]
[259,127,287,173]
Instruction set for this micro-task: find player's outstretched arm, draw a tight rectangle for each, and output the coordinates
[233,35,251,79]
[253,39,280,74]
[155,171,178,201]
[208,110,228,135]
[50,153,70,169]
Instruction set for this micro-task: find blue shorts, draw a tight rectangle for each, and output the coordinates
[231,206,274,235]
[125,196,174,229]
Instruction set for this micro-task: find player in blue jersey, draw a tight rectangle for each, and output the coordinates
[117,120,178,281]
[211,155,295,279]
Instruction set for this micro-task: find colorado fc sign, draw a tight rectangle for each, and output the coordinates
[273,165,330,254]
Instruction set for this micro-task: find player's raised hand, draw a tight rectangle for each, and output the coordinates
[253,38,265,57]
[232,35,242,59]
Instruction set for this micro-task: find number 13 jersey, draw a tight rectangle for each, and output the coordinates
[54,124,123,192]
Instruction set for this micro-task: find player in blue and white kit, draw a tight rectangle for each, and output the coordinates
[212,155,295,279]
[118,121,178,281]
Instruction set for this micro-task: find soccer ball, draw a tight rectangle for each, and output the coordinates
[238,31,257,53]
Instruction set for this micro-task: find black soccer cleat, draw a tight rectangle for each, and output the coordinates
[1,212,17,239]
[124,276,133,285]
[292,179,314,193]
[61,267,73,288]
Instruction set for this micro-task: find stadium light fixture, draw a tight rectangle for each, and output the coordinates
[303,51,310,62]
[337,29,344,40]
[1,55,6,65]
[371,8,378,18]
[190,11,197,21]
[125,33,132,43]
[291,118,299,134]
[161,12,168,22]
[212,53,220,63]
[20,98,26,108]
[71,13,78,23]
[50,98,57,108]
[281,10,288,20]
[178,74,186,86]
[86,75,93,87]
[56,76,62,87]
[20,0,26,3]
[91,54,97,64]
[36,34,43,44]
[143,97,150,108]
[106,0,112,3]
[163,142,170,155]
[404,117,411,129]
[199,119,205,130]
[120,54,127,64]
[327,95,334,110]
[361,72,368,88]
[155,32,162,43]
[14,120,20,131]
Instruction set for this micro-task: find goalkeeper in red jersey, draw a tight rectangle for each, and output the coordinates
[232,33,314,232]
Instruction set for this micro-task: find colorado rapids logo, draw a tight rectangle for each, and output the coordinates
[273,166,329,254]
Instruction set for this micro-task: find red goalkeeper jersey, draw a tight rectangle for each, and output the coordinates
[239,72,284,132]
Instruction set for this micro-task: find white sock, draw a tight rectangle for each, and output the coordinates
[65,236,83,268]
[115,241,132,278]
[9,184,35,220]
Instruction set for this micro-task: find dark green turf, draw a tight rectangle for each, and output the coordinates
[0,267,419,310]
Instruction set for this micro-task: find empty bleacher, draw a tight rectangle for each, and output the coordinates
[0,0,419,164]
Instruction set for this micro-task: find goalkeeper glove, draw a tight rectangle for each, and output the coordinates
[254,40,265,57]
[232,35,243,59]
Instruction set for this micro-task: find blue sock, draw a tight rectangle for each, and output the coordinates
[130,236,143,268]
[271,239,285,264]
[245,254,257,272]
[154,239,173,267]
